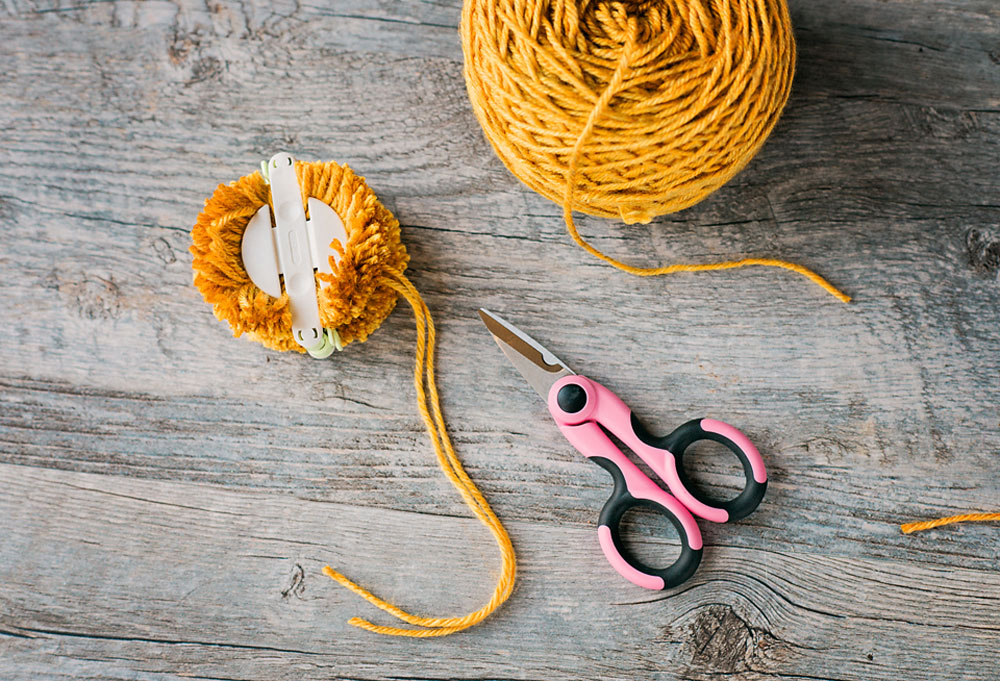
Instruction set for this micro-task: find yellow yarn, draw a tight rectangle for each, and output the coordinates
[324,269,515,636]
[461,0,849,301]
[191,161,516,636]
[901,513,1000,535]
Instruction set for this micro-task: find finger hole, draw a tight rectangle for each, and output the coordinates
[680,439,750,507]
[619,505,681,570]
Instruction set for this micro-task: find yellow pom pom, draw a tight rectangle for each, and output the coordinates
[190,160,409,352]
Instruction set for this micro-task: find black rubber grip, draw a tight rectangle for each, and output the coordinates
[590,455,703,589]
[632,415,766,521]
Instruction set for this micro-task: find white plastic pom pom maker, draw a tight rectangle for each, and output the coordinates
[241,152,348,359]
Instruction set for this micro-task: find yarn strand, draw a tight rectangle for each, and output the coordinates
[323,269,516,637]
[562,209,852,303]
[901,513,1000,535]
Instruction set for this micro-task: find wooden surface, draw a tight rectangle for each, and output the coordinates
[1,0,998,679]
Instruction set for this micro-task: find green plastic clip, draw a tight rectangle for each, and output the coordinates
[307,328,342,359]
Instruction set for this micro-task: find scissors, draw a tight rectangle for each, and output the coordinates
[479,309,767,590]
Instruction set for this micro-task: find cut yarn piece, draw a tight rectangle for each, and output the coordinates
[191,160,515,637]
[901,513,1000,535]
[461,0,850,302]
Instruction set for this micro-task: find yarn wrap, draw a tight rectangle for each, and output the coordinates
[191,160,408,352]
[461,0,796,223]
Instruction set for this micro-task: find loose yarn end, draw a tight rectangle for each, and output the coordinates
[901,513,1000,535]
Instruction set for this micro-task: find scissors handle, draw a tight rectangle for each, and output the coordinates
[556,419,703,590]
[548,375,767,524]
[638,417,767,522]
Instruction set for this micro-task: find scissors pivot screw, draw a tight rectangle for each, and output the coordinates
[557,384,587,413]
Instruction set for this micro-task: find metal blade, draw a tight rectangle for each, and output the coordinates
[478,308,574,400]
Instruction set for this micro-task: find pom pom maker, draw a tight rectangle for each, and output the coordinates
[242,152,348,358]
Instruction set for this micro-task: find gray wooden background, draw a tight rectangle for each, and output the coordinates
[2,1,998,679]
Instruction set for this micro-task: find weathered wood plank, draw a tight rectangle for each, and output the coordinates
[2,464,999,681]
[3,362,999,577]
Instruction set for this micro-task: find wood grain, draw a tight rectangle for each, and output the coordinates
[1,0,999,678]
[3,464,999,681]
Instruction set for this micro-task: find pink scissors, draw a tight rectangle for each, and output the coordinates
[480,309,767,590]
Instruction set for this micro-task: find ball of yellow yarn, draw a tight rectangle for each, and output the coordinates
[461,0,796,224]
[190,160,409,353]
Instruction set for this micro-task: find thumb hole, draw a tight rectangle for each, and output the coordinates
[619,505,682,571]
[680,438,751,507]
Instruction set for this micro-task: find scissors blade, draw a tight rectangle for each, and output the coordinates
[478,308,574,400]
